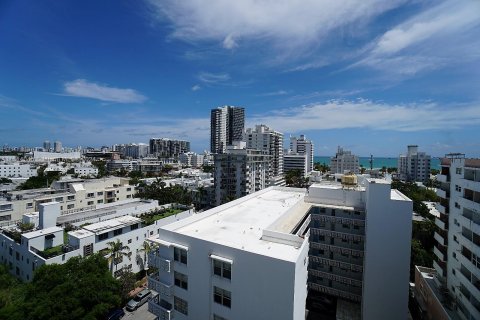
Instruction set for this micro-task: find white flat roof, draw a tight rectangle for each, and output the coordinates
[83,215,141,234]
[22,226,63,239]
[158,187,307,262]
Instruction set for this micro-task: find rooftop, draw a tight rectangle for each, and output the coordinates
[157,187,307,262]
[83,215,141,235]
[22,226,63,239]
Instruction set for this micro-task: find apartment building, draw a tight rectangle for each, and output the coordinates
[398,145,431,183]
[213,142,270,206]
[147,187,310,320]
[0,177,136,223]
[150,139,190,159]
[0,201,193,281]
[427,154,480,320]
[179,152,205,168]
[0,163,37,178]
[210,106,245,154]
[284,152,308,177]
[245,124,284,186]
[289,135,314,174]
[330,146,360,174]
[146,178,412,320]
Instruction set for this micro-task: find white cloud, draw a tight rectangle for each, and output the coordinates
[250,99,480,133]
[63,79,147,103]
[146,0,405,53]
[222,34,238,49]
[191,84,201,91]
[358,0,480,75]
[197,72,230,84]
[257,90,289,97]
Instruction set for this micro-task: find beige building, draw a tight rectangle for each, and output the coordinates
[0,177,136,224]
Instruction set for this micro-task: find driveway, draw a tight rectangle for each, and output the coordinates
[123,301,156,320]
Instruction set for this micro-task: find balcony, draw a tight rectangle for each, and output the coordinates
[436,188,447,199]
[460,196,480,214]
[433,260,446,278]
[434,231,446,246]
[461,178,480,193]
[148,296,172,320]
[433,245,446,262]
[148,252,171,273]
[436,203,446,215]
[435,217,445,230]
[148,275,173,298]
[437,174,448,183]
[307,282,361,302]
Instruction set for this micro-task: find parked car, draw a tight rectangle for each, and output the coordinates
[126,288,151,311]
[105,308,125,320]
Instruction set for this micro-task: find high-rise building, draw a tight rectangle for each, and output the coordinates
[398,145,431,183]
[330,146,359,174]
[283,151,308,177]
[245,124,284,186]
[54,141,62,153]
[210,106,245,154]
[122,143,149,159]
[146,177,412,320]
[43,140,51,152]
[213,142,270,206]
[421,153,480,320]
[150,138,190,159]
[290,135,314,174]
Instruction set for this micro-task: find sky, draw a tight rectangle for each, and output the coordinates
[1,0,479,157]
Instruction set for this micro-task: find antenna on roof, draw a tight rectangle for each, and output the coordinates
[369,154,373,171]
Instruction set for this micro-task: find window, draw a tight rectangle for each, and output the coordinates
[174,296,188,315]
[26,203,33,209]
[86,192,95,198]
[87,201,94,206]
[455,202,461,209]
[97,192,103,196]
[174,247,187,265]
[213,260,232,280]
[97,199,103,204]
[67,195,75,201]
[174,271,188,290]
[456,168,462,175]
[214,315,228,320]
[99,233,108,241]
[127,187,132,192]
[67,204,74,209]
[128,239,132,244]
[213,287,231,308]
[113,228,123,236]
[55,197,64,202]
[130,224,138,231]
[455,185,462,192]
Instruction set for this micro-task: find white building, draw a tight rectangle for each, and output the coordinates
[428,154,480,320]
[120,143,149,159]
[146,177,412,320]
[33,151,81,161]
[0,177,136,223]
[179,152,204,168]
[0,163,37,178]
[245,124,284,186]
[284,151,308,177]
[213,142,270,206]
[74,165,99,177]
[398,145,431,183]
[330,146,360,174]
[147,187,309,320]
[0,201,194,281]
[289,135,314,174]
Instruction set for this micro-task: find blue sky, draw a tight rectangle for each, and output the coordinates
[1,0,479,157]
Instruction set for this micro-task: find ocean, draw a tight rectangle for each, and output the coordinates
[314,156,441,170]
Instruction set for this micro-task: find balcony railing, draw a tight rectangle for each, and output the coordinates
[148,252,171,272]
[307,282,361,302]
[148,296,173,320]
[309,269,362,287]
[148,275,173,298]
[309,255,363,272]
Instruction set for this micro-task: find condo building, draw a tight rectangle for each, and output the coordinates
[289,135,314,174]
[284,151,308,177]
[147,177,412,320]
[245,124,284,186]
[210,106,245,154]
[330,146,360,174]
[150,138,190,159]
[398,145,431,183]
[422,154,480,320]
[213,142,270,206]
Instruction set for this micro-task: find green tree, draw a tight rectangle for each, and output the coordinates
[138,241,152,273]
[314,162,330,173]
[0,178,13,184]
[17,222,34,232]
[92,160,107,178]
[105,239,131,274]
[285,169,308,188]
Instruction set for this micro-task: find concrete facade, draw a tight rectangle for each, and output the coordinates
[330,146,360,174]
[289,135,314,174]
[398,145,431,183]
[210,106,245,154]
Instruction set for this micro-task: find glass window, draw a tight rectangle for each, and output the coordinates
[174,271,188,290]
[174,247,187,265]
[213,286,231,308]
[174,296,188,315]
[213,259,231,280]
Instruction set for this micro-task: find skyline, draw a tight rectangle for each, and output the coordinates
[1,1,479,157]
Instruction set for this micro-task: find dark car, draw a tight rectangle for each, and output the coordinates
[105,308,125,320]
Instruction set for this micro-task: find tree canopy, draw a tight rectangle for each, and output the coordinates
[0,254,122,320]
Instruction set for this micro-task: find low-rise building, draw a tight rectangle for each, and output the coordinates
[284,152,308,177]
[0,163,37,178]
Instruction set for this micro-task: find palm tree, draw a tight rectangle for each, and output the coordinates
[105,239,131,275]
[138,241,152,274]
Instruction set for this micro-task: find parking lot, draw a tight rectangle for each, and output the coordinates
[123,301,156,320]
